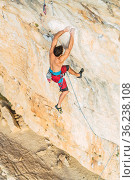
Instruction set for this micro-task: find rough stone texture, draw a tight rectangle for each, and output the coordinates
[0,124,103,180]
[0,0,120,179]
[58,154,70,167]
[1,106,19,132]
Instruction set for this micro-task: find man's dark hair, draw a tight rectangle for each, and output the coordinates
[54,45,63,57]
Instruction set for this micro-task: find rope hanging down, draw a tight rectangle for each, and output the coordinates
[66,72,96,135]
[98,145,118,180]
[43,0,46,15]
[66,72,118,179]
[43,0,54,16]
[51,1,54,16]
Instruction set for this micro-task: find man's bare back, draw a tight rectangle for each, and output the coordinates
[49,53,63,73]
[48,27,84,113]
[49,26,75,72]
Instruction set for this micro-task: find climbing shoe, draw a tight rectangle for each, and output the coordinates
[77,68,84,78]
[55,104,63,114]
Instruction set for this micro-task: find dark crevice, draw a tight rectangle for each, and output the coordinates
[0,93,21,128]
[80,2,119,31]
[81,3,104,24]
[101,0,120,9]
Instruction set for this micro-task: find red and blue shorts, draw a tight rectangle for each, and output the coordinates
[51,65,69,92]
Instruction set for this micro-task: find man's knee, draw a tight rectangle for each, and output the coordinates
[62,90,69,95]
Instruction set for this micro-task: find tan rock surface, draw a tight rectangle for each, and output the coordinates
[0,0,120,179]
[0,121,103,180]
[1,106,19,132]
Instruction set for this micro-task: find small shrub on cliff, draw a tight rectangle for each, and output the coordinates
[35,23,39,27]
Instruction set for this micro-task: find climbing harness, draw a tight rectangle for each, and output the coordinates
[46,70,52,83]
[48,68,64,90]
[66,72,118,179]
[43,0,46,15]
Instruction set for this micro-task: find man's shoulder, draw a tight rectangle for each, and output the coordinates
[49,51,55,59]
[50,53,59,62]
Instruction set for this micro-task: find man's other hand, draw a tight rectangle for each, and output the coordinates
[64,26,70,32]
[70,28,75,35]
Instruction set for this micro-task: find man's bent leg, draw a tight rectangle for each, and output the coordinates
[58,78,69,108]
[58,91,69,108]
[68,66,80,77]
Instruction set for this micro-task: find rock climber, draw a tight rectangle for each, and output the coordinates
[48,26,84,114]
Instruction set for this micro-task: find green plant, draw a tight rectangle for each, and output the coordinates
[35,23,39,27]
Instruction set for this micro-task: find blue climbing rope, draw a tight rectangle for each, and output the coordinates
[98,145,118,180]
[66,72,118,179]
[66,72,96,135]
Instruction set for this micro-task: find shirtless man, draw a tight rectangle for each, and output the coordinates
[49,26,84,114]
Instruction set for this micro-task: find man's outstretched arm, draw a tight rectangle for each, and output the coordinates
[60,28,75,62]
[50,26,70,54]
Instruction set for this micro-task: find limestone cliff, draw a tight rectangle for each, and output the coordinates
[0,0,120,179]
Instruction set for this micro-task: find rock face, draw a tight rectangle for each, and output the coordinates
[1,106,19,132]
[0,0,120,179]
[0,126,103,180]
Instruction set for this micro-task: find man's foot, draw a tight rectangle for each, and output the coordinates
[55,104,63,114]
[77,68,84,78]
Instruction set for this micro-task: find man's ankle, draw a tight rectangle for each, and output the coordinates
[76,73,80,77]
[57,104,61,108]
